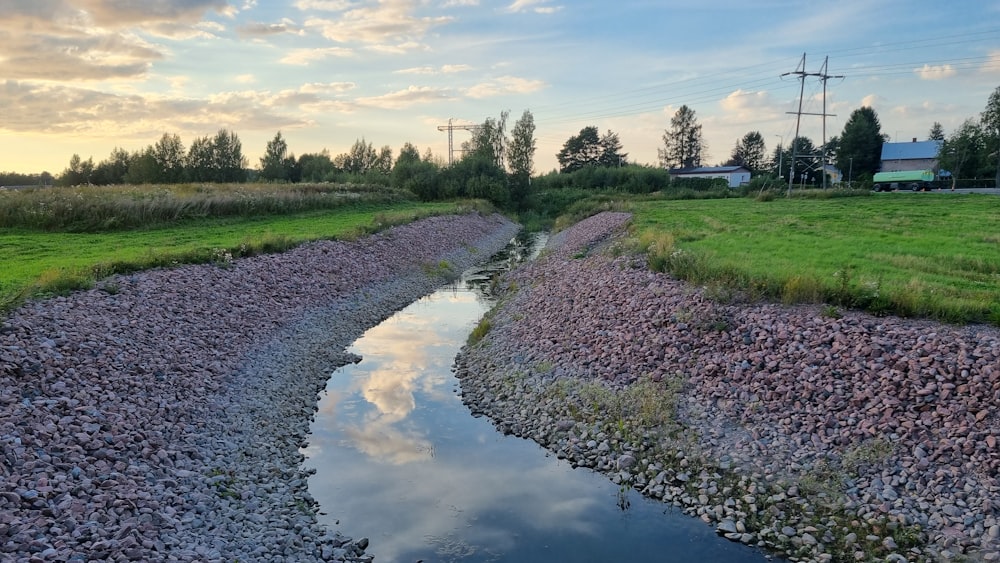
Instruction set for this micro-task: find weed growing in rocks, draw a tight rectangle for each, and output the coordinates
[467,318,492,345]
[420,259,455,279]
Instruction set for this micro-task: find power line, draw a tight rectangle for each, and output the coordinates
[436,119,481,165]
[782,53,842,193]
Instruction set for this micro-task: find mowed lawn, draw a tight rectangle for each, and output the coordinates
[0,201,459,305]
[631,193,1000,323]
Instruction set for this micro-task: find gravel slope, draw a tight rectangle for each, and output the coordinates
[456,211,1000,562]
[0,212,519,562]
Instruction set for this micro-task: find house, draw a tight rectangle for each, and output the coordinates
[668,166,751,188]
[880,139,942,172]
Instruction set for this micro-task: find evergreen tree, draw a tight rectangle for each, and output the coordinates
[658,105,704,169]
[835,107,885,179]
[980,86,1000,187]
[928,122,945,141]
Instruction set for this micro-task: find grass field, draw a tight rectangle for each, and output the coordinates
[629,193,1000,325]
[0,199,467,313]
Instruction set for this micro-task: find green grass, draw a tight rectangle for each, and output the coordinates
[630,193,1000,325]
[0,200,467,314]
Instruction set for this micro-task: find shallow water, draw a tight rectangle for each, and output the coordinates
[304,238,775,562]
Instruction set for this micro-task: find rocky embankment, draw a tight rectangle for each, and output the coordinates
[456,211,1000,562]
[0,212,519,562]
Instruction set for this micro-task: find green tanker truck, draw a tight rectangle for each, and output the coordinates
[872,169,943,192]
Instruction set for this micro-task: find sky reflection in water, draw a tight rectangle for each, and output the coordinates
[303,272,775,563]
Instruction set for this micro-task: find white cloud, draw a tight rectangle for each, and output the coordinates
[234,74,256,84]
[982,51,1000,75]
[299,82,357,94]
[506,0,561,14]
[914,64,956,81]
[366,41,430,55]
[303,2,453,46]
[0,80,358,138]
[441,0,478,5]
[861,94,882,108]
[719,89,774,114]
[396,64,472,75]
[280,47,354,65]
[294,0,355,10]
[356,86,455,109]
[464,75,545,98]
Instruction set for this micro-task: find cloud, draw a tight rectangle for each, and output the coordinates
[299,82,356,94]
[0,1,231,81]
[0,80,351,139]
[302,1,453,46]
[366,41,430,55]
[294,0,355,10]
[442,0,479,5]
[280,47,355,65]
[63,0,230,27]
[234,74,256,84]
[356,86,455,109]
[861,94,882,108]
[914,64,956,81]
[464,75,546,98]
[982,51,1000,75]
[506,0,561,14]
[719,89,774,114]
[396,64,473,75]
[237,20,303,38]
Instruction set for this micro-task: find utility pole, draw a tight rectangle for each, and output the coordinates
[818,56,844,190]
[775,134,783,180]
[781,54,841,194]
[436,119,482,166]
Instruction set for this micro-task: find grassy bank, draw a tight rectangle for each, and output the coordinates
[0,183,412,232]
[0,197,476,314]
[628,193,1000,325]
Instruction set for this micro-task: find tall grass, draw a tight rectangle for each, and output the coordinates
[0,183,413,232]
[0,195,481,316]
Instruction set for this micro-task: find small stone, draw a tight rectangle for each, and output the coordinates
[883,536,898,550]
[717,520,738,534]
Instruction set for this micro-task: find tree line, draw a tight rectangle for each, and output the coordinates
[554,85,1000,188]
[44,110,539,209]
[21,85,1000,195]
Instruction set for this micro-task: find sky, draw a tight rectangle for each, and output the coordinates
[2,0,999,176]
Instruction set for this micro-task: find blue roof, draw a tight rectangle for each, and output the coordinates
[881,140,942,161]
[669,166,750,174]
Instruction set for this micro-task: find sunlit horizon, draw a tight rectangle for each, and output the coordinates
[2,1,998,176]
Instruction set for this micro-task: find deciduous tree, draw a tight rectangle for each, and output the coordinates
[298,150,336,182]
[153,133,186,183]
[59,154,94,186]
[507,109,536,208]
[211,129,247,183]
[939,119,986,182]
[259,131,291,182]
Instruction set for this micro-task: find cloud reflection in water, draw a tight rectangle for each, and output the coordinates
[304,264,774,563]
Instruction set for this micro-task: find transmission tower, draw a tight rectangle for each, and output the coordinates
[436,119,482,165]
[782,54,843,193]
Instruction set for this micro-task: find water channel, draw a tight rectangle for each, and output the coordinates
[303,235,775,562]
